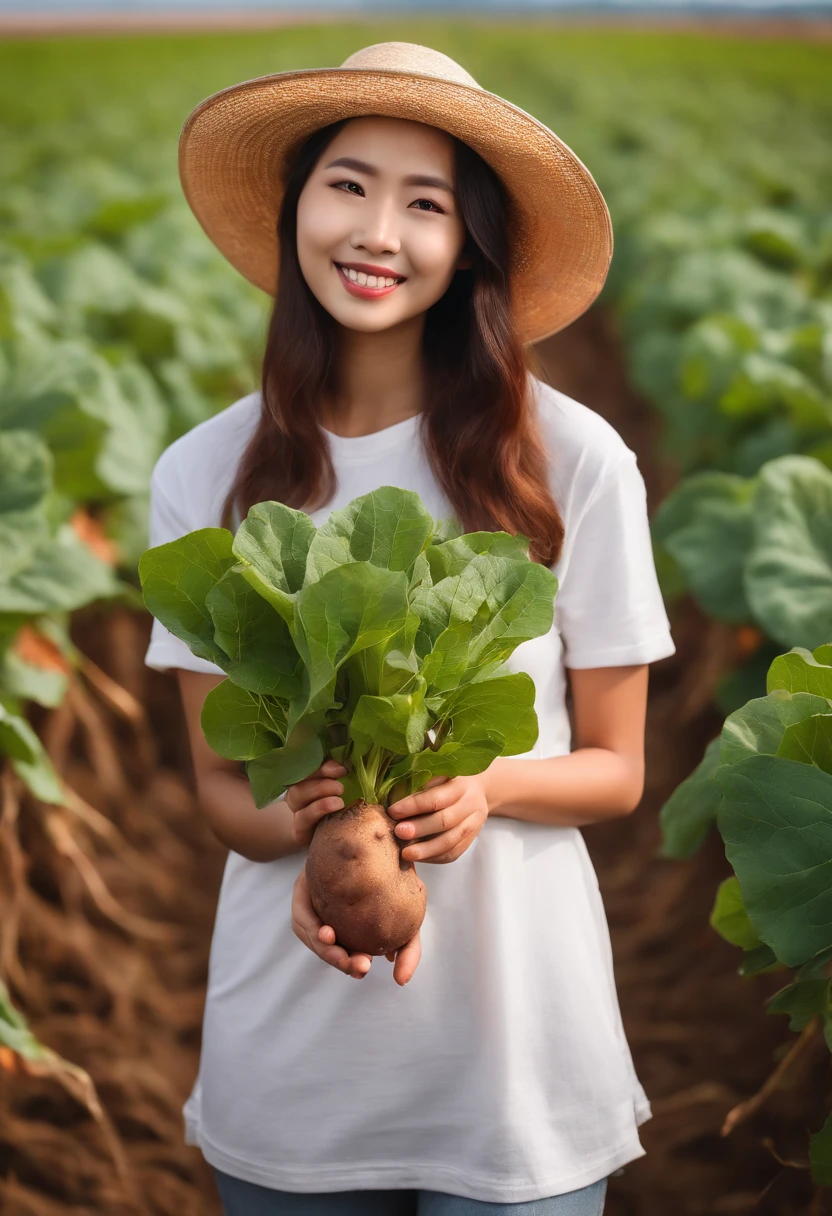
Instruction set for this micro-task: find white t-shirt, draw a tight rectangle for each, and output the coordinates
[144,376,676,1203]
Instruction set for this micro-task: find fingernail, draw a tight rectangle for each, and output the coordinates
[396,822,413,837]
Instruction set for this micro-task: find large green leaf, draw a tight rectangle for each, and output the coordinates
[138,529,236,667]
[710,875,764,951]
[245,722,326,811]
[745,456,832,649]
[766,978,831,1033]
[721,689,830,765]
[438,671,539,755]
[350,679,429,757]
[421,557,557,691]
[658,735,723,859]
[652,472,754,623]
[777,714,832,774]
[291,561,411,724]
[232,500,316,600]
[423,531,531,582]
[0,429,52,514]
[767,645,832,700]
[305,486,435,584]
[206,568,302,698]
[0,522,121,615]
[200,681,285,761]
[716,755,832,967]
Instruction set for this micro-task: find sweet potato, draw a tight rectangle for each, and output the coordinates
[305,799,426,955]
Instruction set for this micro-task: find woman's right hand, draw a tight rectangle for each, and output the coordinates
[284,757,348,848]
[287,758,372,979]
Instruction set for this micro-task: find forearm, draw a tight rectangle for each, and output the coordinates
[196,769,303,862]
[485,748,644,828]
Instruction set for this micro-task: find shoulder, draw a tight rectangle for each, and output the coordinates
[150,390,261,521]
[528,375,637,512]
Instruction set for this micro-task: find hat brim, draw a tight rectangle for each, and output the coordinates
[178,67,613,345]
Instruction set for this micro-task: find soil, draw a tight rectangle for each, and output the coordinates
[0,303,829,1215]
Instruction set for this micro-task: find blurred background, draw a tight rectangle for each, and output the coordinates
[1,3,831,1214]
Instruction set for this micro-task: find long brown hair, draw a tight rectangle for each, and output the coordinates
[221,117,565,568]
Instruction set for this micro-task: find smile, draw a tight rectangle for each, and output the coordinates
[334,263,405,299]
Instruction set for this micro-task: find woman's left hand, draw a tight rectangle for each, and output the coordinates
[387,772,490,864]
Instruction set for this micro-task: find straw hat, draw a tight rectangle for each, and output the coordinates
[178,41,613,344]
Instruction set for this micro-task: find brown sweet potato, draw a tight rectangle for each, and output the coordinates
[305,799,426,956]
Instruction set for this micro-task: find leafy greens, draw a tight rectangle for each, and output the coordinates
[138,486,558,810]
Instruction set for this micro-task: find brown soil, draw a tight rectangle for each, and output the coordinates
[0,303,829,1215]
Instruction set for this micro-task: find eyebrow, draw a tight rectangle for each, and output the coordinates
[323,156,455,195]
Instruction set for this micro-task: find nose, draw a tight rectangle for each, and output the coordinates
[351,192,401,257]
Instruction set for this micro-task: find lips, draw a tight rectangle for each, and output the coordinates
[334,263,405,300]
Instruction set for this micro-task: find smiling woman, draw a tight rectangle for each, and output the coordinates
[142,38,675,1216]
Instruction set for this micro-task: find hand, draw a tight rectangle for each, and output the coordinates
[387,772,490,864]
[284,757,347,847]
[291,867,422,985]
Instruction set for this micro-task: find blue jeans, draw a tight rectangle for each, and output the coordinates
[212,1168,609,1215]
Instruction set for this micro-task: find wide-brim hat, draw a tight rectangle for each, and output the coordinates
[178,41,613,345]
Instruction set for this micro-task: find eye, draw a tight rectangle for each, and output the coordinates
[410,199,445,214]
[332,179,364,196]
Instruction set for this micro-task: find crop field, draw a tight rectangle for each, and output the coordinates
[0,21,831,1216]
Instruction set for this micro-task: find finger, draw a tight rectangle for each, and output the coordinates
[392,929,422,986]
[287,775,345,811]
[293,794,346,842]
[394,802,466,841]
[402,816,478,863]
[292,873,369,977]
[388,777,454,820]
[321,759,348,775]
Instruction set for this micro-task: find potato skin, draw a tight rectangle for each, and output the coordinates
[305,799,426,956]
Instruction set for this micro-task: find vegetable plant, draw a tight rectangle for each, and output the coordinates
[139,485,558,953]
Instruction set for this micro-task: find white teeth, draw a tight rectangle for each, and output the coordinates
[340,266,400,289]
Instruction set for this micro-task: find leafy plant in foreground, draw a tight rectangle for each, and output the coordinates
[138,486,558,812]
[660,644,832,1182]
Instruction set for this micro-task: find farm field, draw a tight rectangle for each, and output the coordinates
[1,22,831,1216]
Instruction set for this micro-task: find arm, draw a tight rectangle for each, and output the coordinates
[486,663,648,827]
[176,670,302,862]
[387,663,649,861]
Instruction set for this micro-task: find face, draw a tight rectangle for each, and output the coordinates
[295,116,470,333]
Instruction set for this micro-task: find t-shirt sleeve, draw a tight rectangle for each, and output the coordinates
[143,466,227,676]
[556,451,676,669]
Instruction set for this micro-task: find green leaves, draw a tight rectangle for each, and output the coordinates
[139,486,558,810]
[306,485,436,582]
[137,528,237,667]
[745,457,832,650]
[659,645,832,878]
[658,735,723,859]
[653,456,832,649]
[717,756,832,969]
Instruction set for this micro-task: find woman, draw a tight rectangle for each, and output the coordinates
[145,41,675,1216]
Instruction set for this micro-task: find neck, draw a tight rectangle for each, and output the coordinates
[322,314,426,438]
